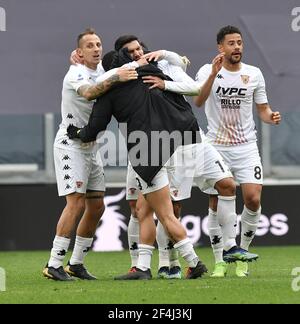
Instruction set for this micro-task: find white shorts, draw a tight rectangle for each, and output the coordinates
[128,142,232,199]
[203,142,263,195]
[54,147,105,197]
[169,143,232,195]
[126,161,192,201]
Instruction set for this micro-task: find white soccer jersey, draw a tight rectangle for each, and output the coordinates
[195,63,268,147]
[54,63,105,153]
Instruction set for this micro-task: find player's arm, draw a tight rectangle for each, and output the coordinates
[143,50,190,71]
[193,53,224,107]
[67,98,113,142]
[77,68,138,101]
[143,67,200,95]
[256,103,281,125]
[254,69,281,125]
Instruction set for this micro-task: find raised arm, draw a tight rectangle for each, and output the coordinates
[143,50,190,71]
[77,67,138,101]
[194,53,224,107]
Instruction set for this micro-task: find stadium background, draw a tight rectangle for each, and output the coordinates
[0,0,299,251]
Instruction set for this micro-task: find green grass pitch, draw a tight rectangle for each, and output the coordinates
[0,246,299,304]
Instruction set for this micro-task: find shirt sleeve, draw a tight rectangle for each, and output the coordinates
[95,62,138,83]
[162,51,188,71]
[67,65,90,92]
[254,69,268,104]
[195,64,211,87]
[164,66,200,96]
[79,97,113,142]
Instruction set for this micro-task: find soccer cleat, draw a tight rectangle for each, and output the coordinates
[43,264,75,281]
[157,267,169,279]
[168,266,182,279]
[128,266,137,273]
[114,268,152,280]
[186,261,208,279]
[210,261,228,278]
[235,261,249,277]
[223,246,259,263]
[65,262,97,280]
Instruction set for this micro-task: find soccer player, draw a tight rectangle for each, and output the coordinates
[43,29,138,281]
[194,25,281,277]
[67,48,239,280]
[114,35,193,279]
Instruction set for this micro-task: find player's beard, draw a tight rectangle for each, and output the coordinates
[228,53,242,65]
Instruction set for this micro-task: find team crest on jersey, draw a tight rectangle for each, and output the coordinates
[241,75,250,84]
[129,188,136,195]
[172,190,179,198]
[76,181,83,188]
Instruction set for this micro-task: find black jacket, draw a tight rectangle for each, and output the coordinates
[77,52,201,185]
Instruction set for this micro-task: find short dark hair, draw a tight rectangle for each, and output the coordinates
[217,25,242,44]
[77,28,98,47]
[114,35,140,51]
[102,50,117,71]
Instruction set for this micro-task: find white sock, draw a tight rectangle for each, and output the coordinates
[207,208,224,263]
[48,236,71,268]
[69,236,93,265]
[128,215,139,267]
[137,244,155,271]
[240,205,261,251]
[217,196,237,251]
[174,238,199,268]
[156,221,170,269]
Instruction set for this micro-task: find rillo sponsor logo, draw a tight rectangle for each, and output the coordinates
[0,7,6,31]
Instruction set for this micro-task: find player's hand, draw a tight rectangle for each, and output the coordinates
[81,141,96,148]
[181,56,191,66]
[271,111,281,125]
[116,67,138,82]
[70,50,84,65]
[142,76,165,90]
[136,57,149,67]
[211,53,225,76]
[142,50,165,62]
[67,125,81,139]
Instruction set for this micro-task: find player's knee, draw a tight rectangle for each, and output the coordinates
[244,195,261,212]
[128,200,138,217]
[215,178,236,196]
[67,195,86,214]
[95,199,105,216]
[135,206,148,222]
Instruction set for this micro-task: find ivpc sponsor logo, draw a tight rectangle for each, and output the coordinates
[0,7,6,31]
[291,7,300,32]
